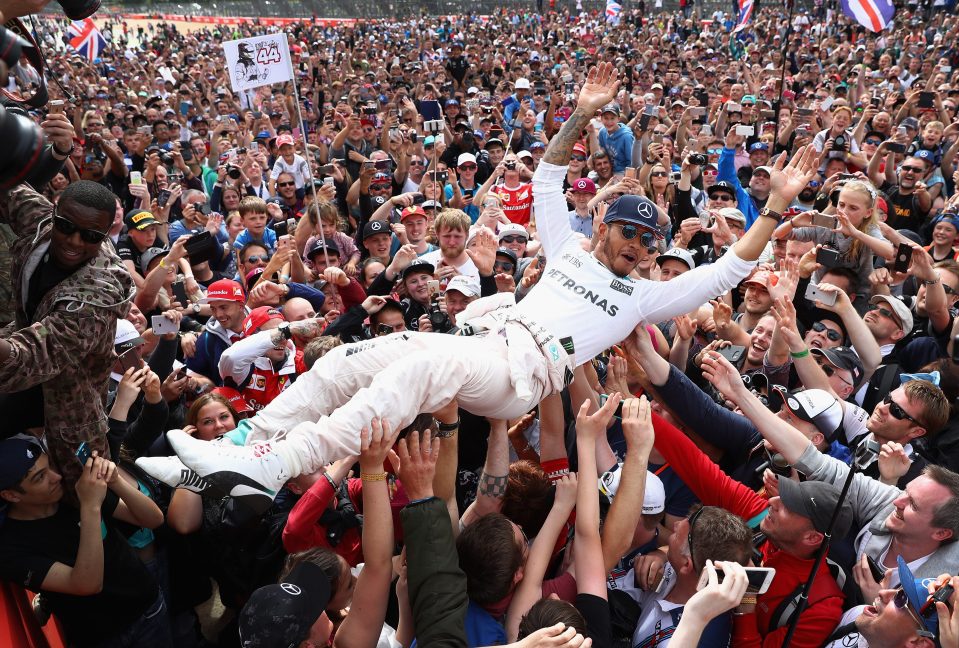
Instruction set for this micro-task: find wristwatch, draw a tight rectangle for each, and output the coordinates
[758,207,783,223]
[278,322,293,340]
[191,303,201,315]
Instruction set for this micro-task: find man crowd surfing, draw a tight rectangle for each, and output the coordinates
[0,0,958,646]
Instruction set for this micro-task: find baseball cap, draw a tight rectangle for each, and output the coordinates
[896,556,940,639]
[517,150,533,160]
[423,135,436,147]
[706,181,737,199]
[370,172,392,185]
[571,177,597,194]
[601,102,620,115]
[485,138,505,150]
[772,387,845,442]
[602,195,664,237]
[124,209,158,231]
[656,247,696,270]
[361,220,390,242]
[572,142,588,156]
[306,238,340,261]
[529,141,545,150]
[743,269,777,290]
[776,475,852,537]
[398,258,436,281]
[115,318,145,351]
[749,142,769,152]
[239,561,332,648]
[0,436,45,491]
[457,152,477,167]
[869,295,914,332]
[276,133,295,148]
[211,386,253,414]
[515,78,531,89]
[139,246,169,275]
[200,279,246,304]
[445,275,480,298]
[718,207,746,225]
[598,464,666,515]
[901,117,920,130]
[498,223,529,241]
[811,346,866,388]
[445,98,460,107]
[753,165,773,176]
[242,306,285,337]
[496,247,519,265]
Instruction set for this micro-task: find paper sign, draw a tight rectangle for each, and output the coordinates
[223,34,292,93]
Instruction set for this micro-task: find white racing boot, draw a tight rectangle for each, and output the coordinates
[135,454,218,495]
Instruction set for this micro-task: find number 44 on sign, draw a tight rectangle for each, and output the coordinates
[223,34,293,92]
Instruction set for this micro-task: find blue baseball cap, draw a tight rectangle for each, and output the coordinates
[602,195,664,237]
[749,142,769,152]
[0,437,44,490]
[896,556,939,640]
[913,149,935,164]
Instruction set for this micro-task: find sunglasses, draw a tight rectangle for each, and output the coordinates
[277,181,296,188]
[53,213,108,244]
[571,154,588,161]
[494,260,515,272]
[245,254,271,264]
[711,193,734,202]
[500,235,527,244]
[944,283,957,296]
[894,587,937,639]
[615,222,658,249]
[883,394,923,427]
[864,138,882,145]
[818,362,853,387]
[808,180,821,188]
[901,165,924,174]
[651,171,669,178]
[686,505,707,570]
[410,160,425,166]
[459,164,477,170]
[869,305,897,321]
[811,321,843,342]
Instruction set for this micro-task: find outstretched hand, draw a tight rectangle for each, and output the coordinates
[768,146,820,206]
[575,62,621,114]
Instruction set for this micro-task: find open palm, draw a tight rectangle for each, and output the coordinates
[768,146,819,205]
[576,62,621,113]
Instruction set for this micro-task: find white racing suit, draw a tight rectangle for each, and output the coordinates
[233,161,757,475]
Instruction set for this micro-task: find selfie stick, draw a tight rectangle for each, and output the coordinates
[283,38,336,299]
[772,0,797,154]
[781,458,858,648]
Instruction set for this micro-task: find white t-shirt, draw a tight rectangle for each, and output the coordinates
[270,154,312,189]
[822,605,867,648]
[419,250,480,283]
[516,162,755,366]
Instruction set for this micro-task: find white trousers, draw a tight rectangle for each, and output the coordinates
[244,330,551,470]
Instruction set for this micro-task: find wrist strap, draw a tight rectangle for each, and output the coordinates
[360,472,387,482]
[790,348,810,359]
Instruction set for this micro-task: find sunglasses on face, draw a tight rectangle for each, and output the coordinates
[864,138,882,145]
[883,394,923,427]
[615,222,658,249]
[943,283,958,296]
[869,305,898,321]
[811,321,843,342]
[571,154,588,161]
[808,180,821,187]
[277,181,296,188]
[711,193,734,202]
[494,260,515,272]
[901,165,924,174]
[410,160,425,166]
[500,235,527,244]
[459,164,477,170]
[53,213,108,244]
[245,254,271,264]
[818,362,853,386]
[894,587,937,639]
[651,171,669,178]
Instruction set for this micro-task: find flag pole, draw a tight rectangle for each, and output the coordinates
[772,0,796,158]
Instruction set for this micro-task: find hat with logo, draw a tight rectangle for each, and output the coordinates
[776,475,852,537]
[139,246,170,275]
[399,205,427,222]
[445,275,480,298]
[656,247,696,270]
[0,436,45,491]
[571,177,597,194]
[370,172,392,186]
[514,78,531,89]
[211,386,253,414]
[869,295,914,332]
[913,149,935,165]
[602,195,665,237]
[124,209,159,231]
[457,152,477,167]
[901,116,920,130]
[496,247,519,266]
[811,346,866,388]
[242,306,285,337]
[398,258,436,281]
[706,180,737,199]
[598,464,666,514]
[306,238,340,261]
[445,98,460,107]
[896,556,940,639]
[200,279,246,304]
[276,133,295,148]
[749,142,769,153]
[114,318,145,352]
[772,387,845,442]
[498,223,529,241]
[601,102,620,115]
[239,561,332,648]
[362,220,390,242]
[529,141,545,150]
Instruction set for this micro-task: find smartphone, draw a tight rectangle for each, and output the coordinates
[691,107,707,118]
[700,124,713,136]
[117,346,143,372]
[717,344,746,364]
[130,171,142,185]
[639,104,655,131]
[796,107,813,117]
[866,555,886,584]
[624,166,637,179]
[49,99,65,114]
[726,101,742,113]
[323,176,335,187]
[274,217,296,237]
[819,96,835,111]
[699,212,712,229]
[811,213,838,229]
[179,100,191,116]
[598,392,626,419]
[805,281,838,306]
[157,189,172,208]
[427,279,441,298]
[893,242,912,273]
[816,246,840,268]
[699,566,776,596]
[151,314,179,335]
[886,142,907,154]
[172,279,189,305]
[374,159,391,171]
[76,441,92,465]
[736,124,754,137]
[652,133,664,144]
[942,66,953,74]
[918,92,936,109]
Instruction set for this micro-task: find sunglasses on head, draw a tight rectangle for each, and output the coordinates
[615,222,658,249]
[883,394,923,427]
[811,321,843,342]
[53,213,108,244]
[686,505,708,570]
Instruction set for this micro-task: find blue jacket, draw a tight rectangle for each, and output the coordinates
[598,123,636,173]
[717,147,759,230]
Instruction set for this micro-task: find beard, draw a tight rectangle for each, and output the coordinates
[798,188,817,202]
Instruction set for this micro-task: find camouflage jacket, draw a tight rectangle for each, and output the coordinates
[0,185,134,451]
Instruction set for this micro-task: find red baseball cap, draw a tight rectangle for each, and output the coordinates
[200,279,246,304]
[242,306,285,337]
[211,386,253,414]
[571,177,597,195]
[276,134,295,148]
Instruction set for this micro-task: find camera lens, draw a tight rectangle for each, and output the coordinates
[228,166,241,180]
[0,25,26,70]
[56,0,101,20]
[0,107,46,190]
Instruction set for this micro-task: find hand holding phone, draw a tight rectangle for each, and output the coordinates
[893,242,912,273]
[151,315,179,335]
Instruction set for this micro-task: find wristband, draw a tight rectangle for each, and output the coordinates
[921,277,940,285]
[739,594,758,606]
[435,418,460,438]
[790,348,810,359]
[52,143,75,157]
[360,472,387,482]
[159,258,168,269]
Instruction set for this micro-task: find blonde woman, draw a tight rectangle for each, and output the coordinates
[773,179,895,293]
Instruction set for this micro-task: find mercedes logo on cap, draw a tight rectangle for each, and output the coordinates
[280,583,302,595]
[371,221,383,231]
[635,199,656,221]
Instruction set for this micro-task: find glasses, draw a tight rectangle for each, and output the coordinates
[651,171,669,177]
[944,283,957,296]
[245,255,271,264]
[615,222,658,249]
[818,362,853,387]
[901,165,924,174]
[883,394,923,427]
[894,587,937,639]
[571,154,588,161]
[459,164,477,170]
[686,505,707,569]
[494,260,515,272]
[53,213,108,244]
[864,138,882,145]
[869,305,897,321]
[277,181,296,188]
[711,193,734,202]
[811,321,843,342]
[500,235,527,244]
[808,180,821,188]
[410,160,425,166]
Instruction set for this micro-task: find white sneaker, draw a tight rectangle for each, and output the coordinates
[167,429,288,514]
[135,455,217,494]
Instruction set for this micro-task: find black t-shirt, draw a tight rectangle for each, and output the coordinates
[576,592,612,648]
[26,252,76,323]
[880,181,929,232]
[446,55,469,83]
[117,236,146,273]
[0,492,158,646]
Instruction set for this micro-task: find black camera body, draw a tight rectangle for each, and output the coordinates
[832,134,847,151]
[688,153,708,166]
[428,297,453,332]
[227,165,242,180]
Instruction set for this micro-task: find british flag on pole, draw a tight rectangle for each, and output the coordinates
[840,0,894,32]
[734,0,754,32]
[68,18,106,62]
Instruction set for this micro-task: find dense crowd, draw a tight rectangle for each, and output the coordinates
[0,1,959,647]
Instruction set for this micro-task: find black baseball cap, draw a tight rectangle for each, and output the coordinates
[602,195,664,237]
[777,476,853,538]
[811,346,865,388]
[306,238,340,261]
[361,220,390,242]
[706,181,737,199]
[0,436,44,491]
[239,561,332,648]
[398,258,435,281]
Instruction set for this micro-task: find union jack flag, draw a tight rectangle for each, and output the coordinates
[68,18,106,62]
[733,0,754,32]
[840,0,894,32]
[605,0,622,24]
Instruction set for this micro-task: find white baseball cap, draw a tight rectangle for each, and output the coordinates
[445,276,480,298]
[457,152,477,167]
[598,465,666,515]
[498,223,529,240]
[514,78,531,89]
